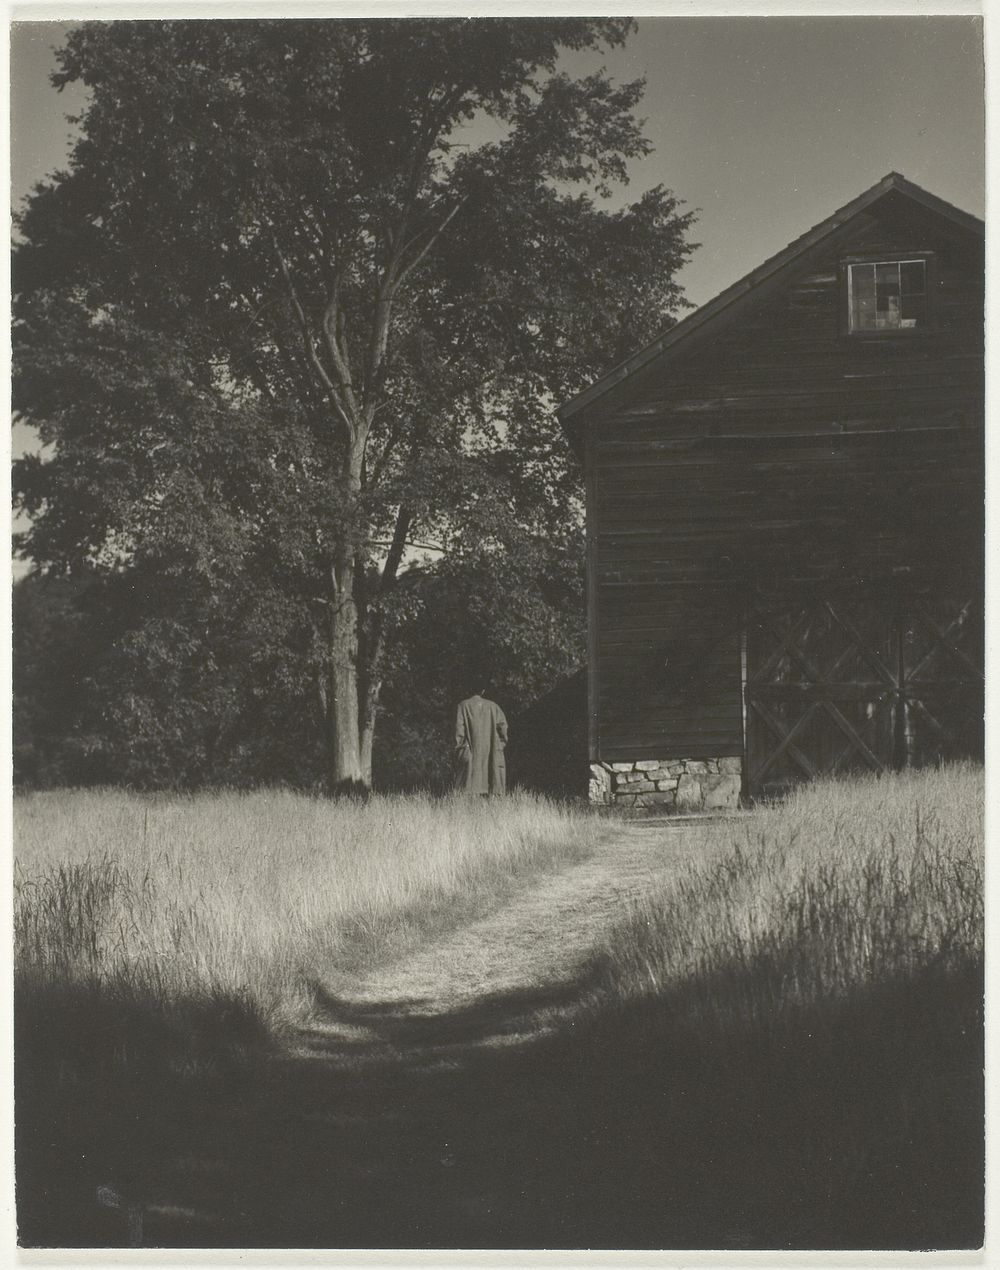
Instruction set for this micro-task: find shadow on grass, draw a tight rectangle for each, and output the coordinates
[16,952,983,1251]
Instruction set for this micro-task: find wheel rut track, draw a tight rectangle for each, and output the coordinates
[295,819,727,1062]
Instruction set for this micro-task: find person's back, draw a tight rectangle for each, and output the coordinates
[455,692,508,795]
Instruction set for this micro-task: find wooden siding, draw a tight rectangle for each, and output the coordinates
[587,199,983,764]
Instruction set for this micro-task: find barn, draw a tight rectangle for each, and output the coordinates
[558,173,984,811]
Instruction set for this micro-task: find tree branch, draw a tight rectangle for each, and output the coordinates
[396,197,467,289]
[360,82,470,409]
[272,240,355,447]
[367,413,408,487]
[319,270,362,425]
[367,537,444,555]
[379,505,414,594]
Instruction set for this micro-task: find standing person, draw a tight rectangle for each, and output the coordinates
[455,690,508,795]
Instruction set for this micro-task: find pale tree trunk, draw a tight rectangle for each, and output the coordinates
[325,453,367,794]
[327,572,364,790]
[355,584,378,782]
[275,209,451,791]
[359,695,378,788]
[355,503,411,788]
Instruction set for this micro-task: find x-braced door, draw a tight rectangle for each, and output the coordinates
[744,589,982,799]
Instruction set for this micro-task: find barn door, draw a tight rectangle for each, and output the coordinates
[894,595,984,769]
[744,589,982,799]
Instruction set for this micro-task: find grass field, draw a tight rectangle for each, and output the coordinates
[596,761,983,1010]
[546,763,986,1248]
[15,786,613,1246]
[15,787,607,1023]
[14,767,984,1249]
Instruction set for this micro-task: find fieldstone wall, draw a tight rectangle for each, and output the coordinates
[588,757,742,813]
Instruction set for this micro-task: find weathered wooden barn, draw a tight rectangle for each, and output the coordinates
[559,173,984,810]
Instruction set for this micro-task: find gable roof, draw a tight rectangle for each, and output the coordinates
[558,172,983,435]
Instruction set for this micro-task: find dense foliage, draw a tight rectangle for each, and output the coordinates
[14,541,584,789]
[14,19,696,789]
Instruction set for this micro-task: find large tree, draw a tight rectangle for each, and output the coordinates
[14,18,695,790]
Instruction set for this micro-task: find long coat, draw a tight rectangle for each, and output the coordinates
[454,695,508,794]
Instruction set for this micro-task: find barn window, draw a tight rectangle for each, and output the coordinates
[847,258,927,332]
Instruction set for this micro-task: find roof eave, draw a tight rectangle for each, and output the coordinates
[558,172,983,431]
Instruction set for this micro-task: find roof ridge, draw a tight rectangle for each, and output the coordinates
[559,173,982,429]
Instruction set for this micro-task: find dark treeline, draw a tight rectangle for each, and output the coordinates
[13,538,585,794]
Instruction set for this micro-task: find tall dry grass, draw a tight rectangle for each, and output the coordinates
[15,787,616,1245]
[553,762,985,1248]
[595,762,983,1013]
[15,787,609,1024]
[14,768,985,1248]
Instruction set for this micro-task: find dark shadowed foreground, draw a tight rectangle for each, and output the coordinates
[16,774,984,1250]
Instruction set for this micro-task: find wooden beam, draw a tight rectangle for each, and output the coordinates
[749,700,821,782]
[819,699,888,772]
[820,600,899,688]
[908,600,983,684]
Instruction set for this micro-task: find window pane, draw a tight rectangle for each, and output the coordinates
[850,264,876,330]
[900,260,926,295]
[875,264,900,328]
[876,299,901,328]
[876,262,900,286]
[900,292,925,328]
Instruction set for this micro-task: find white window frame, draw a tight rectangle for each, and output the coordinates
[846,257,928,334]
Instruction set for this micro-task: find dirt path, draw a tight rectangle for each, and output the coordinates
[220,815,741,1247]
[85,817,741,1248]
[293,817,734,1064]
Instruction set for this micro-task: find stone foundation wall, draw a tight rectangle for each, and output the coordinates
[589,757,742,813]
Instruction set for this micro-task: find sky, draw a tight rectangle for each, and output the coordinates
[10,14,985,308]
[7,14,987,574]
